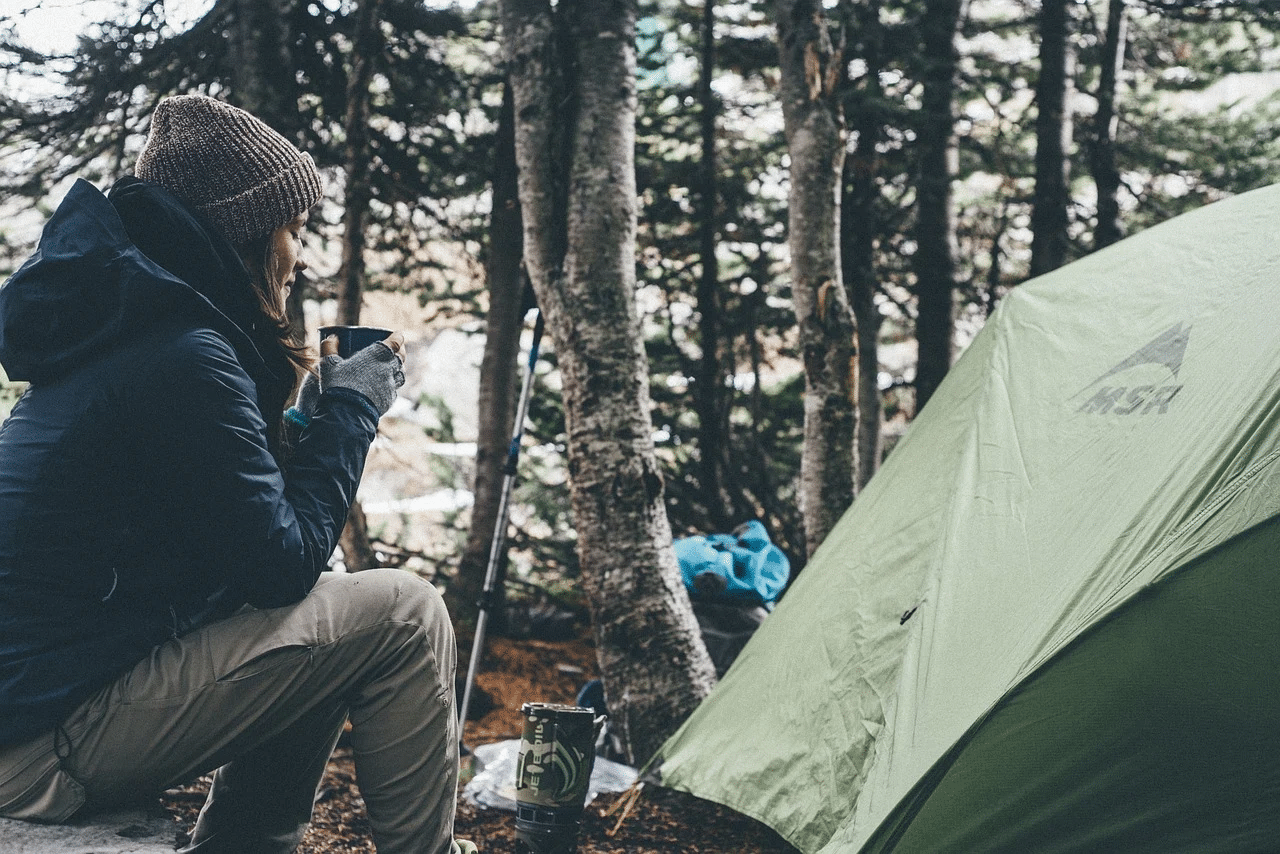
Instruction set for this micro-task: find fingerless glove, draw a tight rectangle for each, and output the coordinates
[320,341,405,417]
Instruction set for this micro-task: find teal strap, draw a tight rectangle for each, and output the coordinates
[283,406,311,429]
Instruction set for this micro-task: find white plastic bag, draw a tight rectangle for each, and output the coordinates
[462,739,639,812]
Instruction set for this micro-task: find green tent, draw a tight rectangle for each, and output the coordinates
[654,184,1280,852]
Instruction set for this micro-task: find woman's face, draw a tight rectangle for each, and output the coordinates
[270,213,309,296]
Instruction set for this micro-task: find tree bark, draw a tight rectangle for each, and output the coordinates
[500,0,715,765]
[913,0,962,414]
[336,0,383,571]
[227,0,309,346]
[449,82,525,627]
[338,500,379,572]
[1091,0,1127,250]
[841,0,885,490]
[694,0,733,532]
[337,0,380,327]
[775,0,856,558]
[229,0,299,137]
[1030,0,1074,277]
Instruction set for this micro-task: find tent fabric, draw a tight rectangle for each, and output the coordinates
[857,514,1280,853]
[653,183,1280,853]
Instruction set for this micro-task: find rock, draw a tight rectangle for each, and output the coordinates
[0,805,182,853]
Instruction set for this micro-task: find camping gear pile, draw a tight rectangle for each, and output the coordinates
[654,184,1280,852]
[674,520,789,677]
[574,520,789,761]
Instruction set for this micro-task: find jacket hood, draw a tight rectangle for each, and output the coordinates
[0,178,285,388]
[0,179,166,381]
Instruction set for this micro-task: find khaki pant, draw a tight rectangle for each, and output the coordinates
[0,569,462,854]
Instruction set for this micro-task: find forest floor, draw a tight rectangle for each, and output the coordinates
[160,630,799,854]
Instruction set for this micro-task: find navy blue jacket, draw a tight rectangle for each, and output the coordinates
[0,178,378,746]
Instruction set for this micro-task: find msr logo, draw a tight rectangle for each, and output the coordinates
[1075,323,1189,416]
[1077,384,1182,415]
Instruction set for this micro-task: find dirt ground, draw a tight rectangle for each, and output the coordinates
[160,632,798,854]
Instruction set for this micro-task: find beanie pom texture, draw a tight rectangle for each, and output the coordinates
[135,94,322,245]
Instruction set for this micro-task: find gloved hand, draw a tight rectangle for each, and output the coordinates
[319,332,406,417]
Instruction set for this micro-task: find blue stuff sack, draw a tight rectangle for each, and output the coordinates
[673,520,790,605]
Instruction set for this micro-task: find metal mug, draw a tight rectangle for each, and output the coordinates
[319,325,392,358]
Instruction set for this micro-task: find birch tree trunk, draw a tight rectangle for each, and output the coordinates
[775,0,857,558]
[500,0,715,765]
[449,82,524,626]
[1030,0,1074,277]
[1091,0,1127,250]
[913,0,962,414]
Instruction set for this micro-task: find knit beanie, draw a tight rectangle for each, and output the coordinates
[135,94,323,245]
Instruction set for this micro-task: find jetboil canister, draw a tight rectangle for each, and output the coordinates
[513,703,606,854]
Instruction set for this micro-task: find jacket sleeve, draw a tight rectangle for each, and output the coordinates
[149,328,378,609]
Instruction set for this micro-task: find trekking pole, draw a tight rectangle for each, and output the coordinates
[458,308,545,739]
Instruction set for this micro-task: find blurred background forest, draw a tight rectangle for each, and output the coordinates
[3,0,1280,631]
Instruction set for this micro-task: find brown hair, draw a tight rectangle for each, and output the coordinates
[236,232,315,454]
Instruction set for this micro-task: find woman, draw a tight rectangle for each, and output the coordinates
[0,95,471,854]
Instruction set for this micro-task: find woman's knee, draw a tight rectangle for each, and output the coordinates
[330,572,457,706]
[332,569,450,629]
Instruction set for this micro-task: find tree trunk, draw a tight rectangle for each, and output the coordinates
[695,0,733,532]
[1091,0,1127,250]
[775,0,856,558]
[853,257,881,490]
[841,0,885,490]
[1030,0,1074,277]
[448,82,525,627]
[337,0,380,327]
[228,0,308,346]
[337,0,383,571]
[500,0,715,765]
[338,500,379,572]
[913,0,962,414]
[229,0,299,137]
[986,200,1010,317]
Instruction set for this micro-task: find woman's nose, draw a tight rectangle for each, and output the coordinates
[295,257,309,272]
